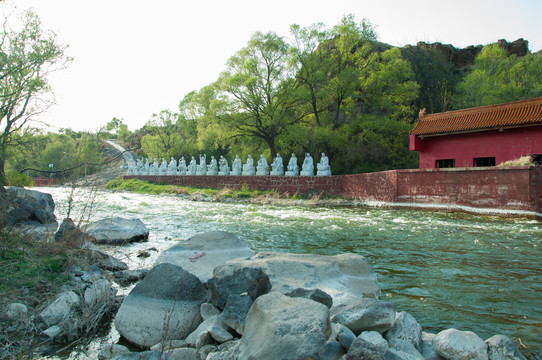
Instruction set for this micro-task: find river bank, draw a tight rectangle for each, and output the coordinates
[2,185,541,358]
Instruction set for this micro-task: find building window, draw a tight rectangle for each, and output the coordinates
[436,159,455,168]
[474,157,496,167]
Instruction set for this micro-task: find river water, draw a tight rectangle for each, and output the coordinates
[40,186,542,352]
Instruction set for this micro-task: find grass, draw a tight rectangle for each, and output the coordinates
[105,178,311,200]
[0,233,70,304]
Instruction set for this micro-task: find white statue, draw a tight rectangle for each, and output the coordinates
[167,157,177,175]
[300,153,314,176]
[196,154,207,175]
[231,155,242,176]
[270,153,284,176]
[144,158,150,175]
[256,154,269,176]
[242,155,255,176]
[187,156,197,175]
[316,153,331,176]
[207,156,218,175]
[178,157,187,175]
[159,158,168,175]
[285,153,299,176]
[151,158,159,175]
[218,156,230,176]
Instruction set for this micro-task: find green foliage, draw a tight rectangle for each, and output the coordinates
[453,44,542,108]
[0,8,71,185]
[5,172,34,187]
[0,233,69,297]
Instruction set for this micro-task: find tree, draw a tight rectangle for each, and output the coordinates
[0,8,70,184]
[216,31,307,158]
[453,44,542,108]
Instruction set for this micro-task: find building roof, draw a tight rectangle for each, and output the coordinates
[410,97,542,136]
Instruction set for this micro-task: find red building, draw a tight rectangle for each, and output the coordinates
[410,97,542,169]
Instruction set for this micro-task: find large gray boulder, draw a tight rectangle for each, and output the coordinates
[432,328,488,360]
[156,231,255,282]
[6,187,56,225]
[485,335,527,360]
[219,251,380,309]
[84,216,149,245]
[239,292,331,360]
[330,298,396,335]
[207,265,271,309]
[114,263,207,348]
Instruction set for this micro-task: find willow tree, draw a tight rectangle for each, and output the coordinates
[0,9,70,184]
[216,31,307,158]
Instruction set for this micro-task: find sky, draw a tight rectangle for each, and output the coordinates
[4,0,542,132]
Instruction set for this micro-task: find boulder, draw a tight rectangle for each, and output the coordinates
[485,335,527,360]
[43,325,62,339]
[285,288,333,309]
[83,216,149,245]
[111,351,173,360]
[207,265,271,309]
[358,330,390,352]
[185,315,233,346]
[164,347,199,360]
[84,279,116,307]
[323,341,346,360]
[420,332,443,360]
[156,231,255,282]
[98,344,130,360]
[200,303,222,321]
[78,248,128,271]
[220,294,252,335]
[150,340,188,352]
[335,323,356,350]
[114,263,207,348]
[111,269,148,286]
[6,187,56,225]
[6,303,28,321]
[40,291,80,327]
[384,311,423,350]
[239,292,330,360]
[54,218,91,247]
[388,339,424,360]
[432,328,488,360]
[343,337,402,360]
[330,298,395,335]
[217,251,380,309]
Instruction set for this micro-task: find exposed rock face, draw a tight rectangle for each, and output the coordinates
[156,231,255,282]
[218,251,380,309]
[83,216,149,245]
[6,187,56,225]
[432,328,488,360]
[497,38,530,57]
[114,263,207,348]
[239,292,330,360]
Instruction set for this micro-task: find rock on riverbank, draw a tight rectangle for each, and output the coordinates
[110,231,527,360]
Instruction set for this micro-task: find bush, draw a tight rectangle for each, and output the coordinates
[5,173,34,187]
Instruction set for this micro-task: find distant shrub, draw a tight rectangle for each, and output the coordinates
[6,172,34,187]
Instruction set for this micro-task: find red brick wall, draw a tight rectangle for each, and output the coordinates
[125,166,542,214]
[412,126,542,169]
[33,177,58,186]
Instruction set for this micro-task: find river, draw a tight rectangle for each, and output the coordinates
[40,186,542,353]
